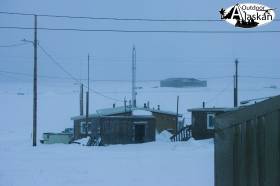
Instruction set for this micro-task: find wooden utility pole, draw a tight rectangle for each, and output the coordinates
[234,59,239,107]
[33,15,38,147]
[176,96,179,132]
[80,83,84,116]
[85,54,90,135]
[124,98,127,112]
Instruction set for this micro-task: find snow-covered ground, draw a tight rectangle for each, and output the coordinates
[0,138,213,186]
[0,79,279,186]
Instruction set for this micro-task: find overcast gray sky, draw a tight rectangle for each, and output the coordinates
[0,0,279,83]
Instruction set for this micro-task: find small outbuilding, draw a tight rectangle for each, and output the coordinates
[41,133,73,144]
[188,108,233,140]
[72,115,155,145]
[91,115,155,145]
[71,105,183,143]
[214,95,280,186]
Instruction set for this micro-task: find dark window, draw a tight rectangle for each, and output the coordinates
[80,122,86,134]
[207,113,215,129]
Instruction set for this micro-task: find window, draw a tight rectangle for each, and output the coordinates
[207,113,215,129]
[80,121,92,134]
[80,122,86,134]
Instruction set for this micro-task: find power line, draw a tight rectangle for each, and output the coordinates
[0,70,234,81]
[38,44,80,82]
[0,11,279,22]
[2,70,280,82]
[0,26,279,34]
[37,44,123,102]
[205,83,232,105]
[3,58,280,65]
[240,75,280,80]
[0,42,28,48]
[0,11,240,22]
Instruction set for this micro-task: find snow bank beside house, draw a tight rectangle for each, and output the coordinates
[73,137,90,145]
[156,130,173,142]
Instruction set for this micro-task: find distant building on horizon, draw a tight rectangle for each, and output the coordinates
[160,78,207,88]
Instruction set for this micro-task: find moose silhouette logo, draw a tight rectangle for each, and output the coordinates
[220,3,276,28]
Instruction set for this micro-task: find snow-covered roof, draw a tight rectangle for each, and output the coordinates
[187,108,236,112]
[71,106,182,120]
[132,110,152,116]
[96,106,132,116]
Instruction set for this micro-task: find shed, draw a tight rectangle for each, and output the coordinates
[71,106,182,139]
[214,95,280,186]
[188,108,234,140]
[41,133,73,144]
[72,115,155,145]
[139,107,183,134]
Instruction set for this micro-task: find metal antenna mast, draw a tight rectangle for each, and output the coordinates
[132,46,137,107]
[33,15,38,147]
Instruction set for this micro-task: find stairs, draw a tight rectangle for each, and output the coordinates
[87,136,103,146]
[170,125,192,142]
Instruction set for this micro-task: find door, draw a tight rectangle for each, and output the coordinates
[134,124,145,143]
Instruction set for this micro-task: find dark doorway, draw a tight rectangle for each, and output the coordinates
[134,124,145,143]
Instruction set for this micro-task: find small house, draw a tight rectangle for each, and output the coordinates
[71,105,183,143]
[89,115,155,145]
[142,107,183,134]
[71,113,155,145]
[187,108,233,140]
[214,95,280,186]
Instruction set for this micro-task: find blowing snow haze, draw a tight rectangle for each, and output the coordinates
[1,1,280,186]
[0,0,279,83]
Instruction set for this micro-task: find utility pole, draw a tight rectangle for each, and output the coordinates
[80,83,84,116]
[85,54,90,135]
[124,97,127,112]
[176,96,179,132]
[79,54,83,116]
[33,15,38,147]
[234,59,239,107]
[132,46,136,107]
[87,54,90,91]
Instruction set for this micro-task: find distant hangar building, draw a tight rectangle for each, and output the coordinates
[160,78,207,88]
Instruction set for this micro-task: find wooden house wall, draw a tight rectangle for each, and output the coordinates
[191,111,224,139]
[73,112,132,140]
[73,118,97,140]
[152,112,177,134]
[96,117,155,145]
[73,110,177,141]
[214,98,280,186]
[74,116,155,144]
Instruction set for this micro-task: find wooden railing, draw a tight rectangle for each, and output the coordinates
[170,125,192,142]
